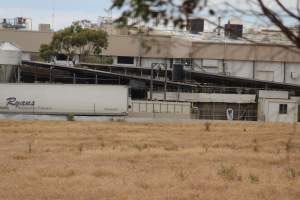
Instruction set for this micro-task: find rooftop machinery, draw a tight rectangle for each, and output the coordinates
[0,17,32,30]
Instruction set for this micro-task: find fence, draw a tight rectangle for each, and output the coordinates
[130,100,191,114]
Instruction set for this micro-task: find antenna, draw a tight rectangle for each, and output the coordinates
[218,16,221,36]
[51,0,56,30]
[104,8,112,20]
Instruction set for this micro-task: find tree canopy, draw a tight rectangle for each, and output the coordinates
[39,20,108,62]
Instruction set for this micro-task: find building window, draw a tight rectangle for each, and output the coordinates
[56,54,68,61]
[117,56,134,65]
[279,104,287,114]
[174,58,192,66]
[202,59,219,67]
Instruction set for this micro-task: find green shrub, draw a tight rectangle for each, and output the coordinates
[204,122,211,131]
[248,173,259,183]
[287,167,296,180]
[67,114,75,121]
[218,165,241,181]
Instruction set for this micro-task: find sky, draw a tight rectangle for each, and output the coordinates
[0,0,298,31]
[0,0,114,30]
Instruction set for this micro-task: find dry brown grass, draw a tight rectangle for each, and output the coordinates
[0,120,300,200]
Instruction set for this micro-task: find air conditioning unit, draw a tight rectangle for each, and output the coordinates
[291,72,298,79]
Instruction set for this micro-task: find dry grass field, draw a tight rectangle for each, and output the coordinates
[0,120,300,200]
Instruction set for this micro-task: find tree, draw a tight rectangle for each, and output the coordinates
[39,20,108,62]
[257,0,300,48]
[111,0,300,48]
[39,44,55,62]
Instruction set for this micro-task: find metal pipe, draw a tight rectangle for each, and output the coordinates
[150,64,154,100]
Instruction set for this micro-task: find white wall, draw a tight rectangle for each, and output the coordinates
[258,99,298,123]
[266,100,297,123]
[110,56,300,86]
[225,60,253,79]
[191,59,300,86]
[255,61,284,82]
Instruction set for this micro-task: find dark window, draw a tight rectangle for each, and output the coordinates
[56,54,68,61]
[279,104,287,114]
[117,56,134,65]
[174,58,192,66]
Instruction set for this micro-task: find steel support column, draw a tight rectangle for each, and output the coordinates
[95,73,98,84]
[17,65,21,83]
[73,73,76,84]
[164,63,167,101]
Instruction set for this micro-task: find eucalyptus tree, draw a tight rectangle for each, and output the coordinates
[40,20,108,62]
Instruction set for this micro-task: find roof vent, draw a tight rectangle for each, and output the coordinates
[187,18,204,34]
[225,19,243,39]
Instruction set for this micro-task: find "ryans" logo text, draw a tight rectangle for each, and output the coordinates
[6,97,35,108]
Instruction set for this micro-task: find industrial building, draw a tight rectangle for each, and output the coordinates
[1,18,300,122]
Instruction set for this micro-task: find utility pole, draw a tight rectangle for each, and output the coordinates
[164,63,167,101]
[51,0,56,31]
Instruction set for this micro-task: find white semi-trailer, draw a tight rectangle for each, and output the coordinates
[0,84,129,116]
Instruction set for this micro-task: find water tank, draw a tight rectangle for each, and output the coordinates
[172,64,184,82]
[0,42,22,82]
[0,42,22,65]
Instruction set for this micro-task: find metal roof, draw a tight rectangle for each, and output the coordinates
[22,60,197,88]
